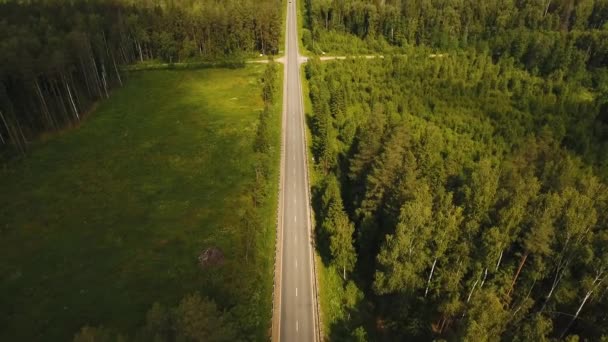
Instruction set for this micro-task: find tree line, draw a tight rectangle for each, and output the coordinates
[0,0,281,157]
[306,47,607,339]
[302,0,608,77]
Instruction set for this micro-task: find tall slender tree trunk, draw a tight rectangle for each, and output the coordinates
[0,85,14,147]
[111,50,123,87]
[100,58,109,99]
[69,73,83,113]
[0,110,10,145]
[34,79,54,129]
[480,267,488,288]
[543,0,552,18]
[137,40,144,62]
[0,106,26,154]
[560,290,592,339]
[466,275,480,303]
[194,32,202,56]
[121,44,129,64]
[438,315,447,334]
[53,79,70,124]
[559,271,605,338]
[90,52,104,99]
[100,33,112,98]
[148,43,154,60]
[17,119,26,151]
[496,249,503,271]
[507,252,529,297]
[541,267,565,312]
[63,73,80,121]
[513,279,536,316]
[40,80,58,128]
[425,258,438,297]
[80,56,93,98]
[461,272,481,319]
[206,28,211,55]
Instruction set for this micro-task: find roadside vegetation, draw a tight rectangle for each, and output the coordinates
[0,63,282,341]
[304,1,608,341]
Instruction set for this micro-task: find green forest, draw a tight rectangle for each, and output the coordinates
[304,0,608,341]
[0,0,281,156]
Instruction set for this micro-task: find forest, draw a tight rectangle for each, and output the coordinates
[303,0,608,65]
[0,0,281,157]
[304,0,608,341]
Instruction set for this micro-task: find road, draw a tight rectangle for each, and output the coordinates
[274,0,318,341]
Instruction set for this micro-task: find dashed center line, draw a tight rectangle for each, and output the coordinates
[295,258,298,268]
[296,287,298,297]
[296,320,299,332]
[294,215,297,223]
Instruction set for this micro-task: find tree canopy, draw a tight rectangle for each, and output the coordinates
[306,5,608,336]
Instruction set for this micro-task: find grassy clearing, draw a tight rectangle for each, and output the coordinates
[0,65,281,341]
[122,58,246,72]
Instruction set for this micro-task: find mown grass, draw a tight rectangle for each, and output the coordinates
[0,65,281,341]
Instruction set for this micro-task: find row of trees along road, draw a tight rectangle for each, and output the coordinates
[0,0,281,157]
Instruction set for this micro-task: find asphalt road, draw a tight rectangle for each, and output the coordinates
[278,0,318,341]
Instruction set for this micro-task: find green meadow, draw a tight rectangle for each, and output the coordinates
[0,65,281,341]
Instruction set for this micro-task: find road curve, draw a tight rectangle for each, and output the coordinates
[273,0,318,341]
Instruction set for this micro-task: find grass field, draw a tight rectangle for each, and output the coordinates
[0,65,281,341]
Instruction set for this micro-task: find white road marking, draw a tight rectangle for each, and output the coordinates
[294,215,297,223]
[296,258,298,268]
[296,287,298,297]
[296,320,299,332]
